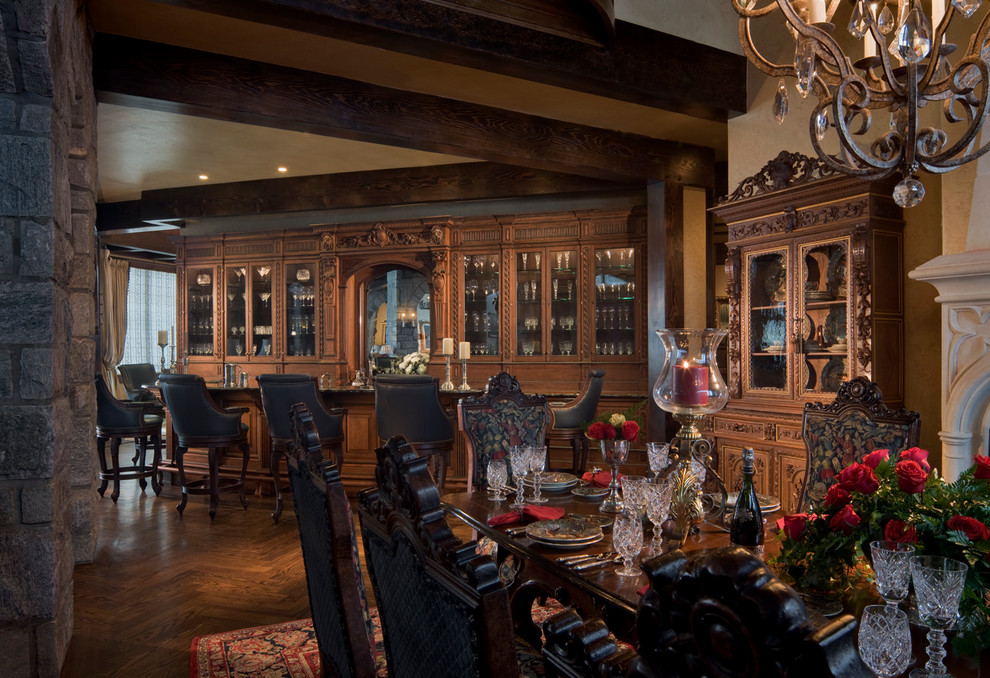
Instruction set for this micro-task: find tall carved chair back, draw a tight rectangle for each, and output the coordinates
[800,376,919,510]
[542,547,871,678]
[458,372,551,492]
[285,403,384,678]
[357,435,543,678]
[373,374,454,493]
[546,369,605,474]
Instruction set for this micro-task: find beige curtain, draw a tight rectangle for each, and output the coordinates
[99,249,129,396]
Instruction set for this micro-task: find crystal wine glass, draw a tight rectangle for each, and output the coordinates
[643,479,674,555]
[612,509,644,577]
[487,459,508,502]
[910,556,968,678]
[646,442,670,482]
[870,540,915,608]
[858,604,913,678]
[527,446,548,504]
[509,446,529,509]
[620,475,648,515]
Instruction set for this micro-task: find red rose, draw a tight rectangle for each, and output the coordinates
[884,519,918,544]
[974,455,990,480]
[492,449,506,460]
[894,459,928,494]
[783,513,810,541]
[824,485,851,509]
[587,421,611,440]
[837,463,880,494]
[620,420,640,442]
[947,515,990,542]
[862,449,890,469]
[829,504,861,535]
[899,447,931,473]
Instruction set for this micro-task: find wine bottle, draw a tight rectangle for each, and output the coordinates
[730,447,765,552]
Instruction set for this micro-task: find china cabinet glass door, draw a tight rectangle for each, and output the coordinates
[516,250,542,357]
[744,248,788,393]
[799,237,849,396]
[186,267,215,356]
[225,266,247,357]
[463,253,499,356]
[594,247,635,357]
[286,263,316,357]
[251,264,273,357]
[550,249,577,356]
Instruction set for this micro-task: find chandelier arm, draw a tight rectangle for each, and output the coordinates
[963,5,990,59]
[904,63,919,173]
[923,59,990,167]
[739,17,795,78]
[830,78,901,175]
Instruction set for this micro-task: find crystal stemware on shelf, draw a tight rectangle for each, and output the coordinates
[612,509,644,577]
[599,439,630,513]
[487,458,508,502]
[910,556,968,678]
[870,540,915,609]
[858,605,913,678]
[526,446,548,504]
[509,445,529,510]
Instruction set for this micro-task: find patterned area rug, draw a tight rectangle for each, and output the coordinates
[190,618,321,678]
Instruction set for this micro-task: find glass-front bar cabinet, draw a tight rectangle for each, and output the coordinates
[286,262,317,358]
[462,254,499,356]
[594,247,636,357]
[186,267,215,356]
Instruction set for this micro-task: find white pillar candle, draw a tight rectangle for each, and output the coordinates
[157,330,168,346]
[932,0,944,28]
[865,35,876,58]
[442,337,454,355]
[459,341,471,360]
[809,0,826,23]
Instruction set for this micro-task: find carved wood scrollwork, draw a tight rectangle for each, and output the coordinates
[720,150,838,204]
[430,250,448,297]
[726,245,742,398]
[338,222,437,249]
[320,255,337,352]
[850,225,873,373]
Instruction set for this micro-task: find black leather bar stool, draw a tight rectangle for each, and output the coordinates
[94,374,163,502]
[157,374,250,519]
[546,369,605,474]
[256,373,346,523]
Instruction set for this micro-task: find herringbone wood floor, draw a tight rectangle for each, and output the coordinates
[60,441,437,678]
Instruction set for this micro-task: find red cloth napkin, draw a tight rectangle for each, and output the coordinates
[637,584,649,596]
[487,505,565,526]
[581,471,622,488]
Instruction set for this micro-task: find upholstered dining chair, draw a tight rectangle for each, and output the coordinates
[285,403,385,678]
[545,369,605,474]
[256,373,346,523]
[541,547,870,678]
[800,376,920,510]
[373,374,454,493]
[458,371,552,493]
[157,373,250,518]
[357,435,544,678]
[116,363,161,404]
[94,373,163,502]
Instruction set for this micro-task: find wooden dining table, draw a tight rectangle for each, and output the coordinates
[441,486,988,676]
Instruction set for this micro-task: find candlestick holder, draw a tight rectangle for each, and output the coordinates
[652,328,731,546]
[158,342,169,374]
[440,354,455,390]
[459,359,471,390]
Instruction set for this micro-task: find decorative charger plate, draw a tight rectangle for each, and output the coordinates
[566,514,613,530]
[525,517,603,545]
[571,486,610,500]
[723,492,781,513]
[523,472,578,490]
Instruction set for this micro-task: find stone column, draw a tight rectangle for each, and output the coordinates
[0,1,97,674]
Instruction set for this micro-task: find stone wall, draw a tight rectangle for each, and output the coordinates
[0,1,97,675]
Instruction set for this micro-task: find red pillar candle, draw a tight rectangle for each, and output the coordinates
[672,363,709,406]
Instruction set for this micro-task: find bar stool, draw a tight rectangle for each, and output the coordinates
[546,369,605,474]
[157,374,250,519]
[94,374,163,502]
[256,373,346,523]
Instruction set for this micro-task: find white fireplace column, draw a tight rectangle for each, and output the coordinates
[909,248,990,481]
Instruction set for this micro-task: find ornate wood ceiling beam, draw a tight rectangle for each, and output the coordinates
[93,34,714,186]
[147,0,744,121]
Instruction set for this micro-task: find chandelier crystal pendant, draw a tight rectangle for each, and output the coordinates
[730,0,990,207]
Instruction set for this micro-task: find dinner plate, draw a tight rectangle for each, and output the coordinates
[566,514,613,530]
[527,532,604,548]
[523,472,579,490]
[571,486,610,500]
[525,517,603,543]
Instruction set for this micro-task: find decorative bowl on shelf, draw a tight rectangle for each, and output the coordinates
[296,268,311,282]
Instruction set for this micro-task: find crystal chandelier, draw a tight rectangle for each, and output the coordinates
[731,0,990,207]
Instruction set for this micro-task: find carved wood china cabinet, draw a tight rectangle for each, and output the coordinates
[172,206,648,494]
[710,153,905,515]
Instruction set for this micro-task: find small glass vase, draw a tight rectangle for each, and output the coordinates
[599,439,630,513]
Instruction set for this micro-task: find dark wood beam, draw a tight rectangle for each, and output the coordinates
[93,35,714,185]
[150,0,744,121]
[137,162,638,222]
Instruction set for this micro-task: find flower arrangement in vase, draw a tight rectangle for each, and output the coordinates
[584,403,644,443]
[396,351,430,375]
[773,447,990,655]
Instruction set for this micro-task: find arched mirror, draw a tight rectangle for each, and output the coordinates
[366,268,431,372]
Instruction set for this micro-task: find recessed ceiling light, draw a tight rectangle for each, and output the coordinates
[199,174,209,180]
[277,167,288,173]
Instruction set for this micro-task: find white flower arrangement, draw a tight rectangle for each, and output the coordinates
[396,350,430,375]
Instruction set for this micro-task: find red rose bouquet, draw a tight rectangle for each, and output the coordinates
[584,402,644,442]
[772,448,990,655]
